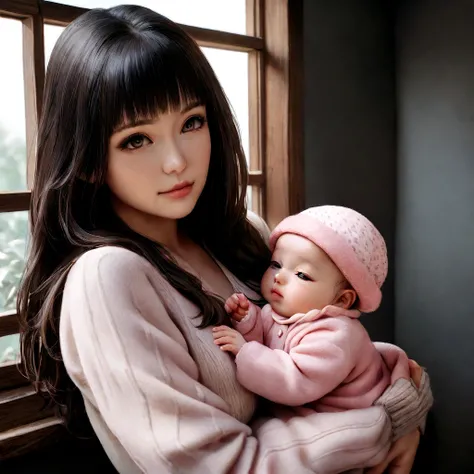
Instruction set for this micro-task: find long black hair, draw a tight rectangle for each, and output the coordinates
[17,5,270,431]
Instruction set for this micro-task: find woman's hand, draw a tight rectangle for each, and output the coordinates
[408,359,423,387]
[367,359,423,474]
[366,429,420,474]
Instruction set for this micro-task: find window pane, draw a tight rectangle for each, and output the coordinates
[0,334,20,366]
[44,28,250,165]
[246,186,253,210]
[246,186,263,216]
[44,24,64,66]
[0,18,26,191]
[0,211,28,314]
[52,1,246,34]
[202,48,249,164]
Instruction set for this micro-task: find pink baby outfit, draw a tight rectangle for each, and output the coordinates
[234,302,394,411]
[233,205,409,412]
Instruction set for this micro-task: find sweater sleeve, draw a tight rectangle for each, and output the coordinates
[235,317,356,406]
[60,248,394,474]
[373,342,434,440]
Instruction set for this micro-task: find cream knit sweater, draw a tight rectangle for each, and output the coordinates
[59,217,432,473]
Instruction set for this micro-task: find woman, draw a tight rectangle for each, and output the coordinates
[18,5,432,473]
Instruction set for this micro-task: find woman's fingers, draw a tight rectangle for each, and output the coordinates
[409,359,422,388]
[366,456,391,474]
[366,430,420,474]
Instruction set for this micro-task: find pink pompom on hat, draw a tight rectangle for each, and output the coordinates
[269,205,388,313]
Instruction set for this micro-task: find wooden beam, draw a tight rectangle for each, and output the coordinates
[0,416,64,460]
[246,0,264,216]
[0,386,55,433]
[42,1,264,52]
[262,0,304,228]
[185,25,263,52]
[0,0,37,18]
[0,311,18,338]
[41,0,85,25]
[0,362,29,391]
[23,12,45,189]
[248,170,264,186]
[0,192,31,213]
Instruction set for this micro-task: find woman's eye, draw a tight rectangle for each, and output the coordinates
[296,272,312,281]
[182,115,206,133]
[120,134,151,150]
[270,261,281,269]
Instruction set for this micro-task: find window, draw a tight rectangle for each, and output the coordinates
[0,17,28,376]
[0,0,303,459]
[52,0,247,34]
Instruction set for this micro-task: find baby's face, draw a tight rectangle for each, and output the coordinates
[261,234,345,317]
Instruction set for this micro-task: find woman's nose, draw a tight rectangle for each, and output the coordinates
[161,140,186,175]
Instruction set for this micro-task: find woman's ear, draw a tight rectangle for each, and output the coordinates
[335,289,357,310]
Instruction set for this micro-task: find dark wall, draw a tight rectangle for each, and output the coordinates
[396,0,474,471]
[303,0,397,342]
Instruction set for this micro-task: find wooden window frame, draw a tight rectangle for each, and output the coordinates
[0,0,303,459]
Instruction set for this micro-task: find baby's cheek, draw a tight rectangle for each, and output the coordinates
[294,285,313,306]
[260,270,273,298]
[291,284,322,313]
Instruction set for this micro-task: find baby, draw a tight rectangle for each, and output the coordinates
[213,205,409,412]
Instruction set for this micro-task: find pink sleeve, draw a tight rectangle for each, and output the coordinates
[374,342,410,382]
[61,249,393,473]
[235,318,357,406]
[231,303,275,344]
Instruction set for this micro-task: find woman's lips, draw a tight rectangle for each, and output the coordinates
[160,181,194,199]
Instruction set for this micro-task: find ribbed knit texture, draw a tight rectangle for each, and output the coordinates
[57,214,432,473]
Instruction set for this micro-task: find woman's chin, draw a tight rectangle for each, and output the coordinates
[155,196,200,220]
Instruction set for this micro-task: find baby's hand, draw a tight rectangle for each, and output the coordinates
[224,293,249,322]
[212,326,246,356]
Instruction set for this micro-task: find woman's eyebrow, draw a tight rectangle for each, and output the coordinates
[114,118,155,134]
[180,100,204,113]
[113,101,204,134]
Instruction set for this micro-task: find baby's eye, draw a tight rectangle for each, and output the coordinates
[270,261,281,269]
[296,272,312,281]
[120,134,152,150]
[182,115,206,133]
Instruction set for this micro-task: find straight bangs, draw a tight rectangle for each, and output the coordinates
[98,32,211,136]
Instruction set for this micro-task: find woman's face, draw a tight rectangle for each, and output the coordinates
[107,102,211,225]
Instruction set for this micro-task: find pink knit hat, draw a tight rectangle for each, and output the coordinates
[269,206,388,313]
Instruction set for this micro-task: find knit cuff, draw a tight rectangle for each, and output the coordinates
[374,370,434,441]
